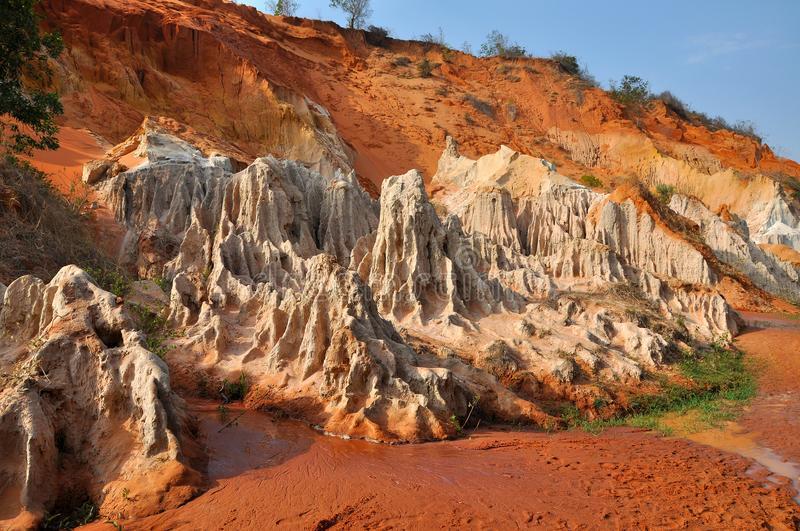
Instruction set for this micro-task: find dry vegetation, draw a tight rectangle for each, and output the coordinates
[0,159,107,284]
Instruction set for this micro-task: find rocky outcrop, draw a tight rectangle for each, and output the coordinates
[74,130,747,449]
[670,194,800,304]
[0,266,200,528]
[368,171,551,324]
[547,127,800,253]
[434,139,736,338]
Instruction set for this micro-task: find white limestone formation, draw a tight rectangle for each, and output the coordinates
[0,266,199,528]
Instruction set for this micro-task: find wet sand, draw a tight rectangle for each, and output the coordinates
[94,399,796,530]
[76,315,800,530]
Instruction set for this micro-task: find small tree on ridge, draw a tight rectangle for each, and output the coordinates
[329,0,372,29]
[266,0,299,16]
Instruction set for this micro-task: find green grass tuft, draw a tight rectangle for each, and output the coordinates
[563,343,756,435]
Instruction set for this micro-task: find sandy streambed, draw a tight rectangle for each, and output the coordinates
[84,398,796,530]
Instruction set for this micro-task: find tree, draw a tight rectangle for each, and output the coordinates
[609,75,652,113]
[266,0,298,16]
[0,0,64,157]
[329,0,372,29]
[479,30,526,59]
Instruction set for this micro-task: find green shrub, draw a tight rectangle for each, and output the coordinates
[655,183,676,204]
[417,58,433,78]
[479,30,527,59]
[221,372,249,402]
[84,265,131,298]
[550,51,580,76]
[128,303,173,359]
[550,51,598,87]
[392,56,411,67]
[41,502,97,530]
[655,91,762,142]
[610,75,652,114]
[580,174,602,188]
[365,24,389,47]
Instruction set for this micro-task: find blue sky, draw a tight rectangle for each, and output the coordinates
[244,0,800,161]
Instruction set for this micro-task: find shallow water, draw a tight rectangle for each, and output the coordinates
[686,422,800,504]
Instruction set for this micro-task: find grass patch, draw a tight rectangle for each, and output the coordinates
[563,342,756,435]
[655,183,676,204]
[580,174,602,188]
[41,501,97,530]
[221,372,249,402]
[128,303,174,359]
[84,265,131,298]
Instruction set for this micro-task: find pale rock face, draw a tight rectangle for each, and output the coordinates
[368,171,462,322]
[368,171,551,325]
[433,139,735,340]
[587,196,715,286]
[0,266,199,527]
[670,194,800,304]
[78,130,746,445]
[89,134,555,441]
[547,127,800,252]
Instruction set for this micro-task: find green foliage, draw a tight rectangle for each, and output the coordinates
[655,183,676,204]
[41,501,97,530]
[479,30,527,59]
[266,0,298,16]
[84,265,131,298]
[449,414,462,433]
[392,56,411,67]
[551,51,597,87]
[154,276,172,293]
[580,174,602,188]
[0,0,64,157]
[609,75,652,114]
[365,25,389,47]
[128,303,174,359]
[221,372,249,402]
[550,51,580,76]
[563,343,756,434]
[329,0,372,29]
[417,58,433,78]
[656,91,762,142]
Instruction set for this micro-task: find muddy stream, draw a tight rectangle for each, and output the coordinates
[100,319,800,529]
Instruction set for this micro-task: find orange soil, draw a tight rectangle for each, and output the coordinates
[735,322,800,463]
[39,0,800,190]
[24,127,126,260]
[75,399,799,530]
[23,127,108,194]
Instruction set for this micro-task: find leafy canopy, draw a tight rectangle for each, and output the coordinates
[609,75,652,111]
[329,0,372,29]
[0,0,64,157]
[479,30,527,59]
[266,0,298,16]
